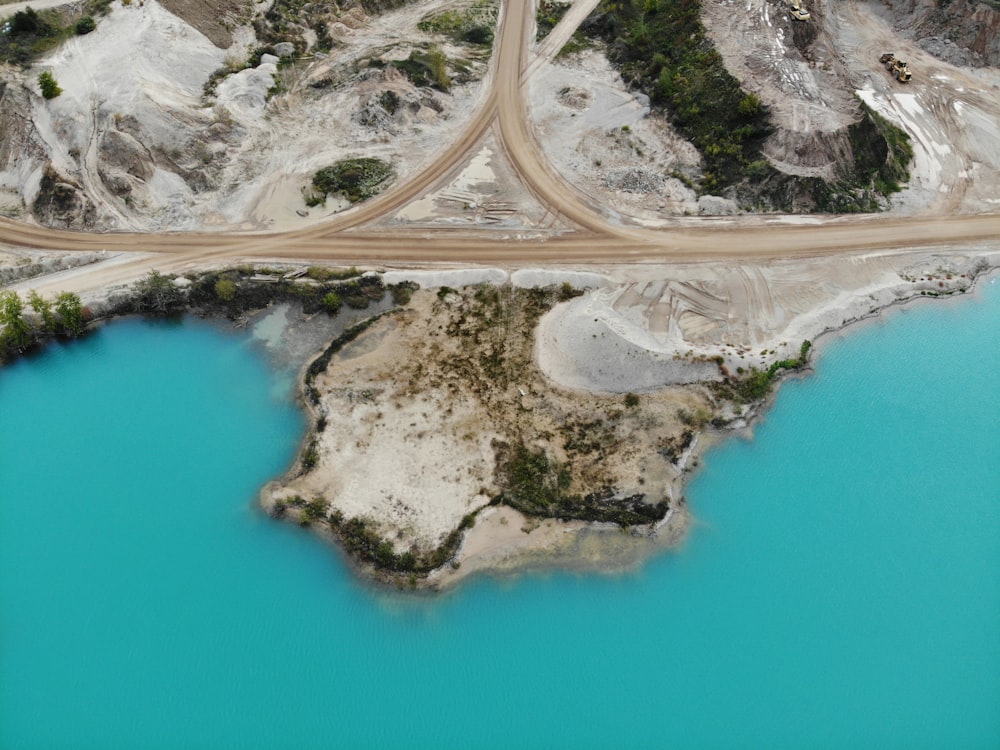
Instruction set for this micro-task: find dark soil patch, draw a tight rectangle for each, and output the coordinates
[157,0,250,48]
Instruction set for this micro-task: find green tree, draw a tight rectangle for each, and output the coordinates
[11,8,46,36]
[135,271,182,313]
[27,290,56,333]
[38,71,62,100]
[55,291,84,336]
[0,291,33,354]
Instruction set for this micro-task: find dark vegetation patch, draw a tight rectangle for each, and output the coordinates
[326,510,476,581]
[658,429,694,464]
[494,441,667,526]
[272,497,476,584]
[537,0,592,55]
[100,267,412,337]
[387,45,453,91]
[0,289,85,360]
[253,0,336,54]
[1,1,112,65]
[585,0,773,193]
[809,102,913,212]
[535,0,570,40]
[710,340,811,403]
[580,0,912,208]
[306,158,394,206]
[417,0,496,47]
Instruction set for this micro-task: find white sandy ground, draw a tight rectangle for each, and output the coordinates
[276,380,501,550]
[2,0,492,230]
[537,249,1000,392]
[379,249,1000,395]
[528,47,702,224]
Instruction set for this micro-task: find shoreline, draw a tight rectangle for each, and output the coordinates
[3,249,998,591]
[257,249,999,590]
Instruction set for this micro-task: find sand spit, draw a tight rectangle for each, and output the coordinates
[536,249,999,393]
[257,247,998,588]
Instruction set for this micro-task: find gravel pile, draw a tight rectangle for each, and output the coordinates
[917,36,983,67]
[602,167,666,194]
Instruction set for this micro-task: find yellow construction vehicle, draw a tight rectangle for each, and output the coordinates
[789,0,810,20]
[879,53,912,83]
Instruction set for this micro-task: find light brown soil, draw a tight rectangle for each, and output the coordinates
[268,286,709,566]
[157,0,251,48]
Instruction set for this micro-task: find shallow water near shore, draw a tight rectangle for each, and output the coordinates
[2,282,998,749]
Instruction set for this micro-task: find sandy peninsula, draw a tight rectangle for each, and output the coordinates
[249,247,998,588]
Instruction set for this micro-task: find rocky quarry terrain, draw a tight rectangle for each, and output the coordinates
[0,0,998,230]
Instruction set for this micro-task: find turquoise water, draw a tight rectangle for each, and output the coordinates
[1,282,998,749]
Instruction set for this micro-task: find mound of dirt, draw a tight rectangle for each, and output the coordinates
[157,0,251,49]
[702,0,860,183]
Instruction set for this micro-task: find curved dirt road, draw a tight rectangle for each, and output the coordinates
[1,0,998,288]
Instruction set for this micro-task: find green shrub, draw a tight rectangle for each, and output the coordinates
[10,8,50,36]
[536,0,571,40]
[322,291,342,314]
[214,278,237,302]
[301,442,319,470]
[378,90,400,114]
[391,46,452,91]
[75,16,96,35]
[390,282,417,305]
[306,265,360,281]
[38,71,62,100]
[418,0,496,46]
[133,271,183,314]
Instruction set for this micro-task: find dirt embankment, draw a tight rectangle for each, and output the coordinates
[158,0,251,49]
[703,0,860,183]
[867,0,1000,67]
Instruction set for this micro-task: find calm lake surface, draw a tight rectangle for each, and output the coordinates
[2,281,998,749]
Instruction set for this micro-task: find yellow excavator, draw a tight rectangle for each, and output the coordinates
[879,53,913,83]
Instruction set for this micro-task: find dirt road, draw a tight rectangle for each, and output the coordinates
[2,0,998,295]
